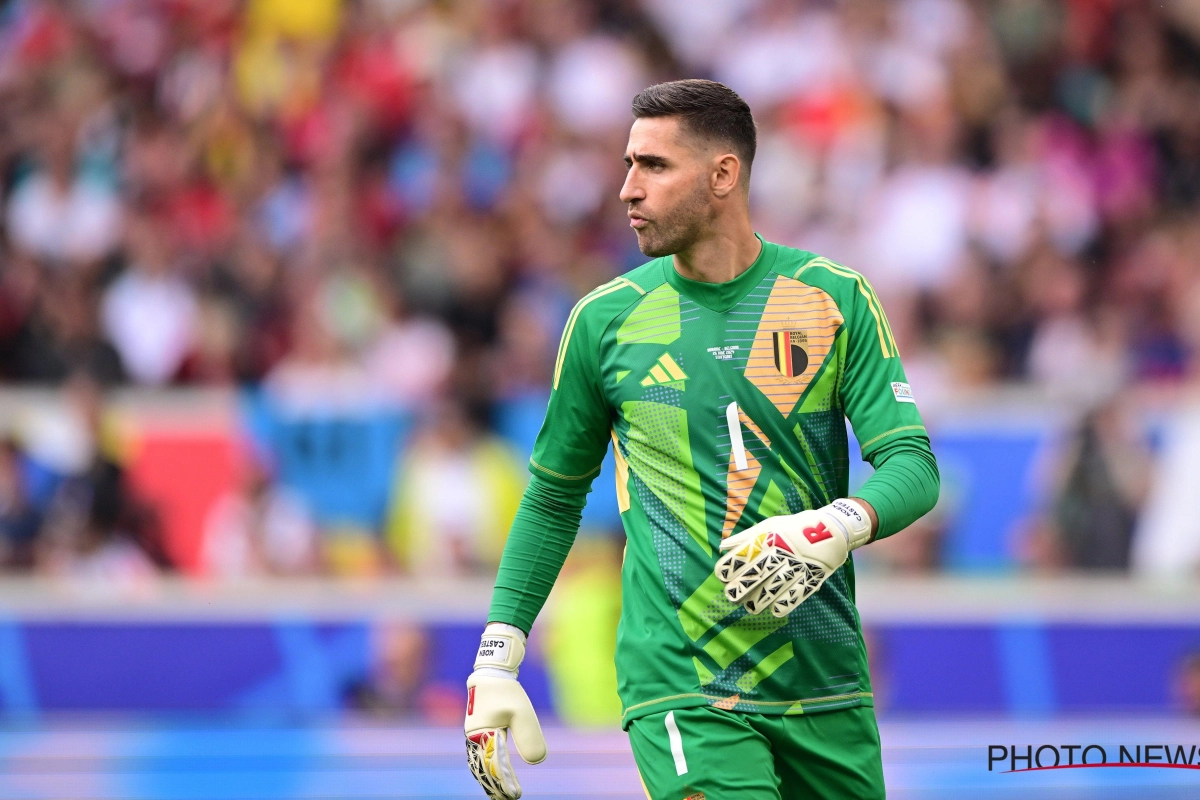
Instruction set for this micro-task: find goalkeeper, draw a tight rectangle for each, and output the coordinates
[466,79,939,800]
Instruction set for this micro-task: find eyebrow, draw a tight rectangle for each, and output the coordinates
[624,152,669,168]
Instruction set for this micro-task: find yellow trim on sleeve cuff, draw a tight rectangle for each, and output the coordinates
[858,424,927,453]
[530,458,603,482]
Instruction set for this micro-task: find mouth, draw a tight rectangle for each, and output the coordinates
[628,213,650,230]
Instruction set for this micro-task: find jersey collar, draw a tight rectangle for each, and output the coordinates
[662,234,777,313]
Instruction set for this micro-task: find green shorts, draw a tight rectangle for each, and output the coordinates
[628,705,884,800]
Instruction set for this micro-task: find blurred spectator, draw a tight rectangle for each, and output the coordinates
[1176,651,1200,716]
[35,376,165,578]
[4,266,125,384]
[0,439,42,569]
[362,292,456,406]
[547,28,646,135]
[346,622,429,717]
[1027,401,1151,571]
[385,401,524,575]
[1132,406,1200,577]
[201,461,318,578]
[5,122,122,270]
[1023,248,1128,403]
[101,214,198,385]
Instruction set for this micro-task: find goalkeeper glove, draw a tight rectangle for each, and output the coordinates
[464,623,546,800]
[715,498,873,617]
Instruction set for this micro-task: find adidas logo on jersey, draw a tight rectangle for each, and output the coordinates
[641,353,688,389]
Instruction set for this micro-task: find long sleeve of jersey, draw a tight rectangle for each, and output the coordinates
[487,473,589,634]
[487,286,616,634]
[827,261,939,541]
[855,437,940,540]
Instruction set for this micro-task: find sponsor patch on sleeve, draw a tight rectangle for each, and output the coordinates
[891,382,915,403]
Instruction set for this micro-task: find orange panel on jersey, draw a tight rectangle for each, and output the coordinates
[744,277,844,417]
[720,409,772,539]
[738,410,772,451]
[721,443,760,540]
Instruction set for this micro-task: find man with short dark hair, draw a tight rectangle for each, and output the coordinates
[465,79,939,800]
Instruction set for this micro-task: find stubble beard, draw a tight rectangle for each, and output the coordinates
[634,185,713,258]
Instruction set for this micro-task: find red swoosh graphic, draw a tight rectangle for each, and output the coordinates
[1008,762,1200,773]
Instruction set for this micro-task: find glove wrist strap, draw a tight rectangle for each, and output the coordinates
[475,622,526,673]
[828,498,873,550]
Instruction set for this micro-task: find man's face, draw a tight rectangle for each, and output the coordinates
[619,117,715,257]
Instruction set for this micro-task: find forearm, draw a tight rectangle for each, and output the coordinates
[487,473,589,634]
[853,437,940,540]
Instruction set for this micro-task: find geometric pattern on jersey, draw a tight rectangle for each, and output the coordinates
[795,408,852,505]
[621,399,709,555]
[690,584,787,670]
[724,407,838,543]
[690,489,805,698]
[629,470,691,607]
[617,283,681,345]
[780,569,861,648]
[611,431,632,513]
[721,417,762,539]
[680,482,855,698]
[798,330,844,414]
[677,572,741,653]
[714,640,798,699]
[744,276,844,417]
[733,641,797,694]
[694,578,861,703]
[685,603,825,703]
[721,406,776,539]
[723,284,770,372]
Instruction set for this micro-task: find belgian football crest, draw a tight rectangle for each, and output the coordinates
[772,330,808,378]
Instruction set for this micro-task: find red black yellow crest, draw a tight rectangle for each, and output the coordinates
[772,330,808,378]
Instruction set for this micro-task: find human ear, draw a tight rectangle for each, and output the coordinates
[711,153,741,198]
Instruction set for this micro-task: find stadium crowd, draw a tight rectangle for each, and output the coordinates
[0,0,1199,578]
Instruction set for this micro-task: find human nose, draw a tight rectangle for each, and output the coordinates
[619,168,644,204]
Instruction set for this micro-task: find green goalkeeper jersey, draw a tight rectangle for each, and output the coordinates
[525,237,930,728]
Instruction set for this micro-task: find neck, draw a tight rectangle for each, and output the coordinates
[671,212,761,284]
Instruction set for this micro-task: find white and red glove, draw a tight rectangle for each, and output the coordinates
[464,623,546,800]
[715,499,873,617]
